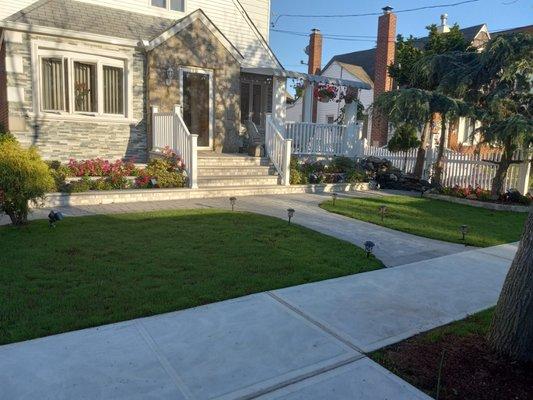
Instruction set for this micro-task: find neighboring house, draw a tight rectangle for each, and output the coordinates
[0,0,282,161]
[299,9,529,149]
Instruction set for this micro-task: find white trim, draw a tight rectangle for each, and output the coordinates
[5,55,24,73]
[145,9,243,62]
[0,22,139,48]
[7,86,25,103]
[30,40,133,120]
[179,66,214,150]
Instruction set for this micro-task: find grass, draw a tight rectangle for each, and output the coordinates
[0,209,382,345]
[320,195,527,247]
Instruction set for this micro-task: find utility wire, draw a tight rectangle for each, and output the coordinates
[271,0,480,26]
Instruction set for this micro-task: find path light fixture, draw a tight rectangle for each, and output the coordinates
[229,196,237,211]
[150,178,158,187]
[364,241,375,258]
[378,205,388,222]
[287,208,295,225]
[48,210,64,228]
[331,192,338,206]
[459,225,469,244]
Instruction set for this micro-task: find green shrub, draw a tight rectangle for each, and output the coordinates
[0,136,54,225]
[67,177,92,193]
[46,161,70,192]
[330,156,355,173]
[346,169,366,183]
[143,159,186,188]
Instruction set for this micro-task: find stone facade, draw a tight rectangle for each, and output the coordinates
[147,18,242,153]
[4,32,148,162]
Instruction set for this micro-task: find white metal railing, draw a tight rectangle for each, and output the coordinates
[285,122,347,156]
[152,105,198,189]
[265,114,292,186]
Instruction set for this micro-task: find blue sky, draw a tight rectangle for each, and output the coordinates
[269,0,532,72]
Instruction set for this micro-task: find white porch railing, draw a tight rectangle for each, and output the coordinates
[265,114,292,186]
[152,105,198,189]
[285,122,347,156]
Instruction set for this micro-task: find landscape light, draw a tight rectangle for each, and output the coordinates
[332,192,338,206]
[287,208,295,225]
[229,196,237,211]
[48,210,64,228]
[379,205,388,222]
[459,225,469,244]
[364,241,375,258]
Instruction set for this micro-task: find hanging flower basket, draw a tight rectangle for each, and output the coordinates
[314,84,338,103]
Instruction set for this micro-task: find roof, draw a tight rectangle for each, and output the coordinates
[335,62,374,88]
[322,23,486,83]
[492,25,533,37]
[6,0,179,41]
[323,48,377,83]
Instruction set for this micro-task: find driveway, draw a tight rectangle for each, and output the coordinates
[0,243,516,399]
[1,192,469,266]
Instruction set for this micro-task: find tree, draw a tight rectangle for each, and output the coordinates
[387,123,421,172]
[388,24,471,178]
[0,134,54,225]
[487,208,533,362]
[434,33,533,195]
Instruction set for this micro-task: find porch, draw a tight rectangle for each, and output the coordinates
[151,67,371,189]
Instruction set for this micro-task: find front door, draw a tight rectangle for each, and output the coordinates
[180,67,213,148]
[241,81,267,131]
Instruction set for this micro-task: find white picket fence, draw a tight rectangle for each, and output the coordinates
[360,143,530,192]
[285,122,347,156]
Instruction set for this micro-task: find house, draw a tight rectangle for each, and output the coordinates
[0,0,370,189]
[293,7,525,149]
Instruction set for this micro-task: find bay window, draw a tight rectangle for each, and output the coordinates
[38,51,127,118]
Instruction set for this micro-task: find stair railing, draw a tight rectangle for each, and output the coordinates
[265,114,292,186]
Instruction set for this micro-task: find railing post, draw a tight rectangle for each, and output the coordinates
[282,139,293,186]
[151,105,159,150]
[174,104,182,117]
[189,134,198,189]
[516,156,531,195]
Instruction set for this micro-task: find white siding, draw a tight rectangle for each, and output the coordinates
[0,0,276,68]
[317,62,373,124]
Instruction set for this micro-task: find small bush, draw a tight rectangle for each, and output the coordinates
[140,159,186,188]
[346,169,366,183]
[46,161,70,192]
[67,158,138,177]
[330,156,355,173]
[0,136,54,225]
[67,177,92,193]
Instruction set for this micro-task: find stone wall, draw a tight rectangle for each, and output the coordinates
[4,31,148,162]
[147,18,242,153]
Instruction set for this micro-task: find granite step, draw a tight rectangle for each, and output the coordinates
[198,166,277,177]
[198,175,280,188]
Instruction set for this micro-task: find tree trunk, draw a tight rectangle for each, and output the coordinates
[432,114,447,187]
[414,120,431,178]
[491,141,513,197]
[487,209,533,363]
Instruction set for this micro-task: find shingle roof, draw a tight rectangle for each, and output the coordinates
[336,62,374,88]
[6,0,180,41]
[492,25,533,37]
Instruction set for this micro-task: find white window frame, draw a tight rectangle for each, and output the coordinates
[149,0,186,13]
[31,41,133,122]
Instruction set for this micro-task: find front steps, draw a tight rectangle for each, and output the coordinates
[197,152,280,188]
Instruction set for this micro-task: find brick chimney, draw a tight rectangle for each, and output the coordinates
[371,6,397,146]
[307,29,322,122]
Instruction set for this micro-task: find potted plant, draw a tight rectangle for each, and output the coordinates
[314,83,338,103]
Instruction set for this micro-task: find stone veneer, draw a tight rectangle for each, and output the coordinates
[147,18,242,153]
[4,32,148,162]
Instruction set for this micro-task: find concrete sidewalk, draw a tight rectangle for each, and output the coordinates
[0,243,516,400]
[1,192,469,266]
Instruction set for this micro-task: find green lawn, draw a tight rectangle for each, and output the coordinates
[320,195,527,247]
[0,209,382,344]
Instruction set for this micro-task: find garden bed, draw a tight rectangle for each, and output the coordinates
[371,309,533,400]
[0,209,382,344]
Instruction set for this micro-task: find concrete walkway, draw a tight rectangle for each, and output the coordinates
[0,243,516,400]
[2,192,469,266]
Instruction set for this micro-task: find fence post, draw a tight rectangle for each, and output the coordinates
[150,105,159,151]
[173,104,182,117]
[189,134,198,189]
[282,139,293,186]
[516,158,531,194]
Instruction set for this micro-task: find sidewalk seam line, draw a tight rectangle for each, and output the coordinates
[135,320,196,400]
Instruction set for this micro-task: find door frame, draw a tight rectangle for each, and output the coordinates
[240,78,270,132]
[179,66,214,150]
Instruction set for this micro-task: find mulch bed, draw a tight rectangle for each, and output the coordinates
[373,333,533,399]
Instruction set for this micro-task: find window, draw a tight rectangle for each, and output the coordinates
[103,66,124,115]
[151,0,184,11]
[38,51,126,118]
[74,62,96,113]
[41,58,67,111]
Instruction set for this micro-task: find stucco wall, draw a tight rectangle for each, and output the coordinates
[147,18,242,153]
[4,31,147,162]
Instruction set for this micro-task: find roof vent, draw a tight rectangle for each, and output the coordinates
[440,13,448,27]
[382,6,393,14]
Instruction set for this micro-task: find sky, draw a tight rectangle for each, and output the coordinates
[269,0,532,72]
